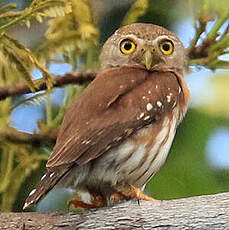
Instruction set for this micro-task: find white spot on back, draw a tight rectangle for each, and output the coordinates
[172,101,177,108]
[166,95,171,103]
[114,136,122,141]
[82,140,91,144]
[155,85,158,89]
[139,112,144,118]
[146,103,153,111]
[179,86,181,93]
[98,130,104,135]
[50,172,55,178]
[23,202,28,209]
[144,115,150,120]
[29,189,36,196]
[142,96,146,99]
[41,174,46,180]
[157,101,162,107]
[106,146,111,150]
[148,90,152,94]
[120,85,124,89]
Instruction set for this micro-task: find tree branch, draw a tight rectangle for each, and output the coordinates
[0,127,57,147]
[0,71,96,101]
[187,9,229,70]
[1,192,229,229]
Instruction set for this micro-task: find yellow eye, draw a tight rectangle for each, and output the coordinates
[120,39,136,54]
[159,40,174,55]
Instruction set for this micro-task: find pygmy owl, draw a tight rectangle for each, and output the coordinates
[24,23,190,210]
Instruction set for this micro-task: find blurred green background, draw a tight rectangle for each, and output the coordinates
[0,0,228,212]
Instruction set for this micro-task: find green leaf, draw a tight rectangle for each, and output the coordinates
[122,0,149,25]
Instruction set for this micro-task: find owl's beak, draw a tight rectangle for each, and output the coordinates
[144,50,153,70]
[143,48,159,70]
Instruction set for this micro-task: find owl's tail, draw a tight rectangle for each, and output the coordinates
[23,167,70,210]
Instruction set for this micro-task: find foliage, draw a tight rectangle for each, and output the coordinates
[200,74,229,118]
[122,0,148,25]
[188,0,229,70]
[0,0,228,211]
[36,0,99,68]
[0,1,68,90]
[0,0,98,211]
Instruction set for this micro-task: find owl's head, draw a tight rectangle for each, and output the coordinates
[100,23,186,73]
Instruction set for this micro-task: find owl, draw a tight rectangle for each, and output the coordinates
[24,23,190,210]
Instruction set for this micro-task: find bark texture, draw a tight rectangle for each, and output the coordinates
[1,192,229,230]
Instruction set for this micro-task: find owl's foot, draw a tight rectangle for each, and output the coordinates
[114,184,158,202]
[109,192,126,204]
[69,195,106,209]
[69,199,97,209]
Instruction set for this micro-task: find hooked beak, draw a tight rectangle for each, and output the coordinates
[143,47,161,70]
[144,50,153,70]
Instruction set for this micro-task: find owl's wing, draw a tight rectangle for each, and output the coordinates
[24,66,184,209]
[47,66,181,167]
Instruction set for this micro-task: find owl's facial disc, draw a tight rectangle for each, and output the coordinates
[99,23,186,72]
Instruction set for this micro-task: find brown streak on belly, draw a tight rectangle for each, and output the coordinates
[128,121,163,175]
[133,116,172,184]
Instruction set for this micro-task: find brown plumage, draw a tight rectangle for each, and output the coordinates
[24,23,190,210]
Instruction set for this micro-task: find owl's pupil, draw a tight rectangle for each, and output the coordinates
[124,43,132,50]
[162,43,170,51]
